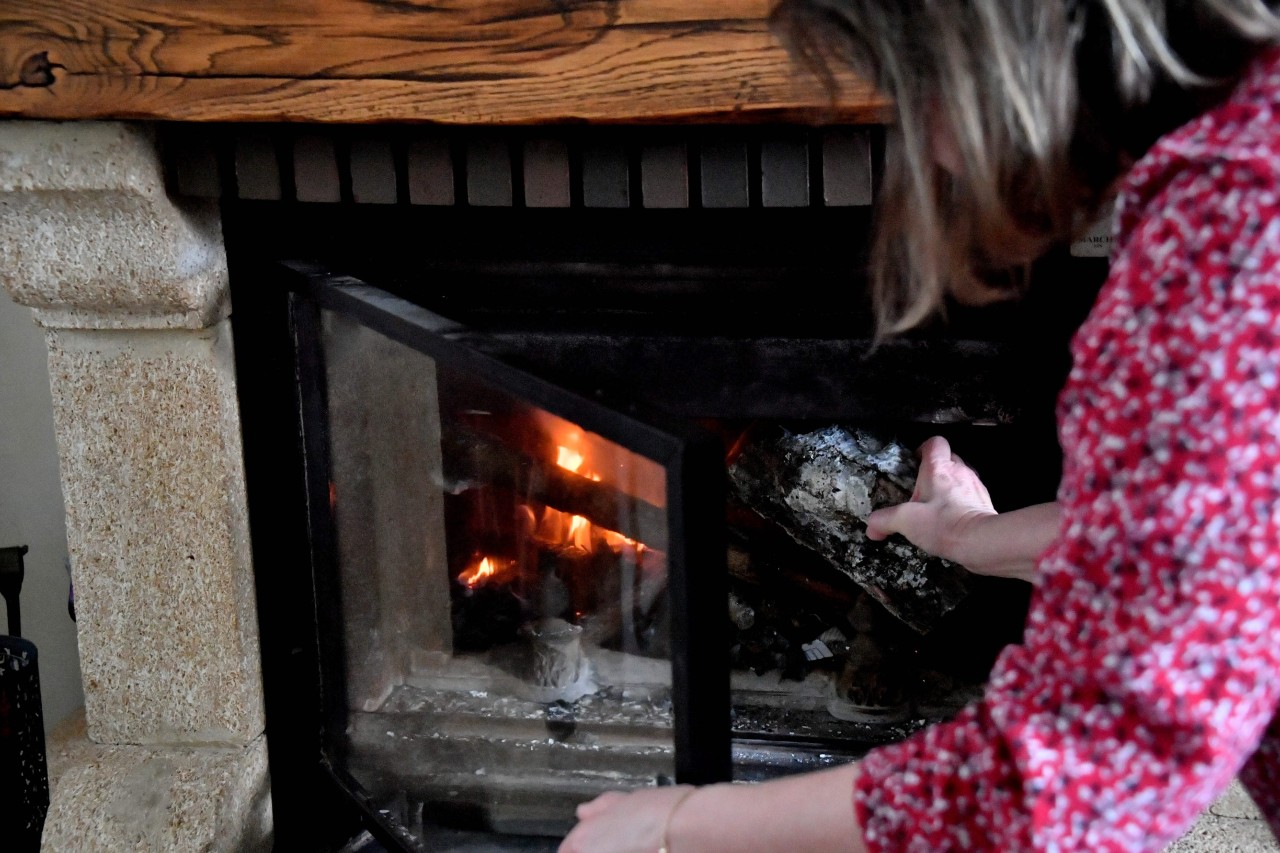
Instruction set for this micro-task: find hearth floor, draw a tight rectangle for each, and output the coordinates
[45,710,1276,850]
[332,779,1277,852]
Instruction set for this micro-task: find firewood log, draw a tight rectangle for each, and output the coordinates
[728,425,969,633]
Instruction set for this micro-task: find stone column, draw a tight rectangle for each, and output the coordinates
[0,123,270,851]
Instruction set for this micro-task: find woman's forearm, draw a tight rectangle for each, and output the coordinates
[951,501,1061,583]
[670,764,866,853]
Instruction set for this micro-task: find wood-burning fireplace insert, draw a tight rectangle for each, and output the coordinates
[212,125,1106,852]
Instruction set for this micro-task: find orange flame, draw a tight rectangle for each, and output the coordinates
[526,503,652,564]
[556,444,602,482]
[568,514,592,552]
[533,410,665,507]
[602,529,644,553]
[511,420,665,567]
[556,446,585,472]
[457,555,512,589]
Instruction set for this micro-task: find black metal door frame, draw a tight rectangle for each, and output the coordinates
[282,260,729,850]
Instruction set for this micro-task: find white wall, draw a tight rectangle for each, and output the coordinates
[0,289,84,732]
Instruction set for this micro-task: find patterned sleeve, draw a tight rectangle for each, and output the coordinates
[855,153,1280,852]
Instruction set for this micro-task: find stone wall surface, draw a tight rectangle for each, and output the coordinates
[45,324,263,744]
[0,120,270,850]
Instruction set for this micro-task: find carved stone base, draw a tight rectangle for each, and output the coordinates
[43,711,271,852]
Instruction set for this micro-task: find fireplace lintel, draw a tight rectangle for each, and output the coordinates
[0,2,887,126]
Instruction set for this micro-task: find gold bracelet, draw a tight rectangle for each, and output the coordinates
[658,786,699,853]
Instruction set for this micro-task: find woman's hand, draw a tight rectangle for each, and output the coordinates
[866,436,998,561]
[866,436,1059,583]
[558,785,694,853]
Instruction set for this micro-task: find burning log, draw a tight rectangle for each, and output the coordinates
[728,425,969,633]
[441,426,668,551]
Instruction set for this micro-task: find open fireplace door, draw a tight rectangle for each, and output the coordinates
[285,261,729,850]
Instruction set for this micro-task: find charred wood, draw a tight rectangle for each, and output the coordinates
[728,425,970,633]
[441,426,667,549]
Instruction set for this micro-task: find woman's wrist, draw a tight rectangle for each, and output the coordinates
[943,509,1001,572]
[947,503,1060,583]
[660,785,700,853]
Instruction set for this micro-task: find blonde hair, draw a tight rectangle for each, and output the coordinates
[772,0,1280,334]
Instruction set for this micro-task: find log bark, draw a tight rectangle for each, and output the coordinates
[728,425,970,633]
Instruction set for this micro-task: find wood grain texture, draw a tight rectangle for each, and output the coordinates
[0,0,889,125]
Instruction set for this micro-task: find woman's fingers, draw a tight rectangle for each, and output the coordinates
[575,791,625,819]
[868,436,992,561]
[870,438,951,540]
[913,436,956,501]
[866,500,929,541]
[917,435,953,472]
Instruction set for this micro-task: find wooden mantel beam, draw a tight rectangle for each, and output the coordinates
[0,1,889,126]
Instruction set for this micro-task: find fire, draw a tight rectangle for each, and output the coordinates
[542,431,650,558]
[457,555,512,589]
[556,446,585,473]
[602,529,644,553]
[568,514,592,552]
[534,409,666,506]
[534,507,598,553]
[453,415,665,596]
[556,443,602,482]
[529,504,649,561]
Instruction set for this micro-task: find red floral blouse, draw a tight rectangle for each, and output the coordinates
[856,46,1280,852]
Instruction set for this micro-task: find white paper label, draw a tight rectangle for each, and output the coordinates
[802,640,833,661]
[1070,202,1116,258]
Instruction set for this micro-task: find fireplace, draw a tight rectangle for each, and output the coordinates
[0,117,1107,852]
[0,2,1260,842]
[289,267,725,845]
[205,121,1105,851]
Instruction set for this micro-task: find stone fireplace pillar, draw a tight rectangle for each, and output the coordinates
[0,122,271,851]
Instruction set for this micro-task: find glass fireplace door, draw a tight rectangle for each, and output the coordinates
[289,265,728,848]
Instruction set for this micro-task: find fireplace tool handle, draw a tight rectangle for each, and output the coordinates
[0,544,48,853]
[0,544,27,637]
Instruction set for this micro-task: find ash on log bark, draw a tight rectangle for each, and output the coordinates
[728,425,969,633]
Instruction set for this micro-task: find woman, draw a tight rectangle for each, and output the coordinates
[559,1,1280,850]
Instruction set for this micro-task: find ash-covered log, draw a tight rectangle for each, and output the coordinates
[728,425,969,633]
